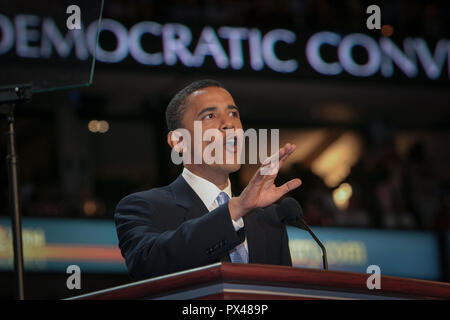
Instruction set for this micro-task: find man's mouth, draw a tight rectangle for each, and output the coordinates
[225,136,238,153]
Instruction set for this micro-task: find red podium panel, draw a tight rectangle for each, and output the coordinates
[68,263,450,300]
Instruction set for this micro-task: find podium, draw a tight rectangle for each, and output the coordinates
[69,262,450,300]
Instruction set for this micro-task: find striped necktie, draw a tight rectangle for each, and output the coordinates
[216,192,248,264]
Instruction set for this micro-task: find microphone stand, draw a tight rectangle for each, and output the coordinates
[291,220,328,270]
[0,84,32,300]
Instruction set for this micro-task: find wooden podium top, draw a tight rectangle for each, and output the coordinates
[69,263,450,300]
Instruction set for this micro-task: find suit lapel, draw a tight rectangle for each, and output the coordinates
[169,175,267,264]
[169,175,209,220]
[171,175,232,262]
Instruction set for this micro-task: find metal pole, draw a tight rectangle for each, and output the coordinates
[5,104,25,300]
[302,222,328,270]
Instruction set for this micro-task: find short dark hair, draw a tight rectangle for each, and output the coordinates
[166,79,224,131]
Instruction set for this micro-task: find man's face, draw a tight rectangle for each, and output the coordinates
[180,86,243,174]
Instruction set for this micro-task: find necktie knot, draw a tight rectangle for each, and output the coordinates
[216,192,230,206]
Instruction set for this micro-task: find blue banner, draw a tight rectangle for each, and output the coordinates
[0,217,443,280]
[287,226,441,280]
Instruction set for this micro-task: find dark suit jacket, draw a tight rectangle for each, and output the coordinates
[114,174,292,280]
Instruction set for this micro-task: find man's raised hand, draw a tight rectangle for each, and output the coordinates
[228,143,302,221]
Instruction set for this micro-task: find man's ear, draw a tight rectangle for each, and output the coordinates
[167,131,175,149]
[167,130,183,153]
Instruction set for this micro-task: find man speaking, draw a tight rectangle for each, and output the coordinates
[114,79,302,280]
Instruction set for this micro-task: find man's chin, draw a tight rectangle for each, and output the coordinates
[216,163,241,174]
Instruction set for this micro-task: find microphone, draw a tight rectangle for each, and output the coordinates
[264,197,328,270]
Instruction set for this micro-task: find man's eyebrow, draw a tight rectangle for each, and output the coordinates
[196,105,239,118]
[197,106,217,118]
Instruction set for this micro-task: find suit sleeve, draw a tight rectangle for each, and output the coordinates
[114,194,243,280]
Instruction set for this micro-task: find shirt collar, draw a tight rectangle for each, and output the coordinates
[182,167,232,211]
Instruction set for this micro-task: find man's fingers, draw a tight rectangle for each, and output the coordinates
[251,142,297,185]
[266,143,296,166]
[249,167,265,185]
[278,178,302,195]
[279,143,296,163]
[250,164,275,186]
[262,143,292,166]
[260,143,296,176]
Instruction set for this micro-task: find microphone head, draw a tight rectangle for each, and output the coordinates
[279,197,303,223]
[261,198,306,229]
[260,206,283,226]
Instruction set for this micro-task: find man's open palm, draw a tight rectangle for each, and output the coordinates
[228,143,302,220]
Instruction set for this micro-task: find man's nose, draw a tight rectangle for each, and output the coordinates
[219,116,235,132]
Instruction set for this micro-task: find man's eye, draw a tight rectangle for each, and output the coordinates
[203,114,213,120]
[229,111,238,117]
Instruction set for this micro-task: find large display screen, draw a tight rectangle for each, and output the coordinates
[1,10,449,84]
[287,226,441,281]
[0,217,126,273]
[0,218,442,280]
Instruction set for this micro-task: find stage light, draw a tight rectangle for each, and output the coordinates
[311,132,362,187]
[98,120,110,133]
[88,120,109,133]
[333,183,353,210]
[88,120,98,133]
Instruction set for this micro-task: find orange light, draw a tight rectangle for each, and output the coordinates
[83,200,97,216]
[88,120,110,133]
[88,120,98,133]
[381,24,394,37]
